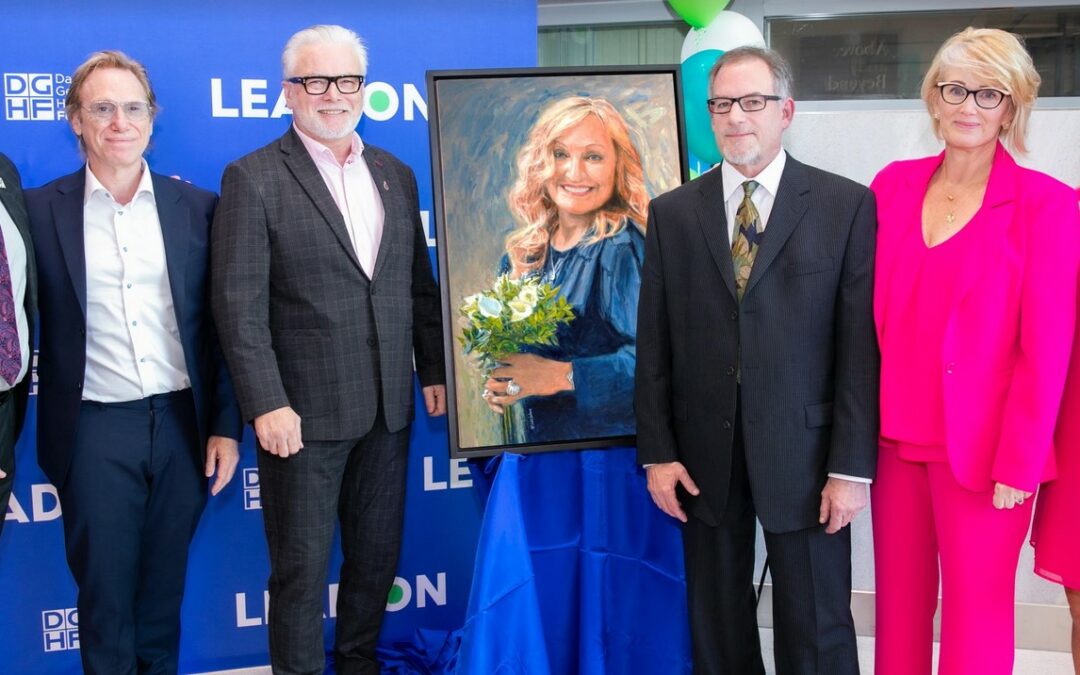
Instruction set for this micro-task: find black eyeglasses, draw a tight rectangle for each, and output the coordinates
[936,82,1010,109]
[287,75,364,95]
[706,94,782,115]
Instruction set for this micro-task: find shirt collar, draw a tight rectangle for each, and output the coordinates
[721,150,787,202]
[84,159,155,206]
[293,124,364,167]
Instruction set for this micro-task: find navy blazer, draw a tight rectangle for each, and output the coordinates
[25,168,242,487]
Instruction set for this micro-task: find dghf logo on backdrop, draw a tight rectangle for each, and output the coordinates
[42,608,79,653]
[3,73,70,121]
[242,468,261,510]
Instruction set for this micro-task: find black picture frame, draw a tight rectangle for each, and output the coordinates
[427,65,688,458]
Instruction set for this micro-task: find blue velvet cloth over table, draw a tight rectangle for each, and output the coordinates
[453,449,692,674]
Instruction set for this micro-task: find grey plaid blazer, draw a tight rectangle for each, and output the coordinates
[211,128,444,440]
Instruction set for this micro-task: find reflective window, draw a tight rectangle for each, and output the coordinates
[768,8,1080,100]
[539,22,688,66]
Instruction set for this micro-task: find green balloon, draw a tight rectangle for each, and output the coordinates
[668,0,731,29]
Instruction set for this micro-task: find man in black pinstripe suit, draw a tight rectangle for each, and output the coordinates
[211,25,445,675]
[636,47,878,674]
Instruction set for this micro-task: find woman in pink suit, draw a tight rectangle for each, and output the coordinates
[870,28,1080,675]
[1032,185,1080,675]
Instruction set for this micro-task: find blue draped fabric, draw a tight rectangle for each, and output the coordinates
[453,448,692,675]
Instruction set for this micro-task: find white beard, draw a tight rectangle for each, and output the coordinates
[294,108,362,142]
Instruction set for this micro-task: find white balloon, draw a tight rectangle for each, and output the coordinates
[680,11,766,62]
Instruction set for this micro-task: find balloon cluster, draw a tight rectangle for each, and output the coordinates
[669,1,765,167]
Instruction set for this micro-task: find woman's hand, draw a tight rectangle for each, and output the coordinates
[992,482,1033,510]
[481,353,573,414]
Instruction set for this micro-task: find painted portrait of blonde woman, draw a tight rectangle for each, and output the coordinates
[432,71,683,454]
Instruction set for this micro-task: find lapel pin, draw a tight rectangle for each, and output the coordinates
[382,180,390,192]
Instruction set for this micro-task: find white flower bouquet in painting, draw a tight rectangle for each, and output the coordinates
[459,275,575,443]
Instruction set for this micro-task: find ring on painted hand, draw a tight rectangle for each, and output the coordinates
[506,380,521,396]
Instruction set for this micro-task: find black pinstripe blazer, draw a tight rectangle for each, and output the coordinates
[211,128,444,440]
[635,153,879,533]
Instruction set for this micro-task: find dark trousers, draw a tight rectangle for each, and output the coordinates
[0,390,16,537]
[258,413,410,675]
[682,406,859,675]
[59,390,206,675]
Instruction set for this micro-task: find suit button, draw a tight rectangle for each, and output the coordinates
[370,285,377,295]
[726,366,735,376]
[945,362,955,374]
[722,420,732,430]
[730,311,738,320]
[367,337,377,347]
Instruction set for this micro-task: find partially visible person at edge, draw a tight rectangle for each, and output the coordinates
[1031,182,1080,675]
[24,50,241,674]
[0,151,36,538]
[870,27,1080,675]
[481,95,647,443]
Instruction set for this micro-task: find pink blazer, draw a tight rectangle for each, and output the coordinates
[872,143,1080,492]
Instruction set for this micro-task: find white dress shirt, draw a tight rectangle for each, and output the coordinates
[294,125,385,277]
[0,198,30,391]
[721,152,870,485]
[82,162,190,402]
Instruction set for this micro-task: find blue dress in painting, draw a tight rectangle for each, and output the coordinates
[497,222,643,443]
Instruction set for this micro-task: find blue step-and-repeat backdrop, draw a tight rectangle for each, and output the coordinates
[0,2,536,671]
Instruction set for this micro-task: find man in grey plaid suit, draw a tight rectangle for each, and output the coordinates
[211,25,446,675]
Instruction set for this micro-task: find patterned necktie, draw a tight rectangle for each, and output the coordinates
[731,180,763,301]
[0,225,21,386]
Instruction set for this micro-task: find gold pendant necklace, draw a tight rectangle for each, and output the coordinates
[945,193,956,226]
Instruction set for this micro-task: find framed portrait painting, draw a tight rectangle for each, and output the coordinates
[428,65,687,457]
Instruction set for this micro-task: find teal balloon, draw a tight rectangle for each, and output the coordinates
[668,0,730,29]
[681,48,723,166]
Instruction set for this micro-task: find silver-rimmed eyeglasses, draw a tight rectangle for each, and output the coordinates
[706,94,782,115]
[287,75,364,95]
[936,82,1010,109]
[83,100,153,122]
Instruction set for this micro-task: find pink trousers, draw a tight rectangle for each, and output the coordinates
[872,444,1033,675]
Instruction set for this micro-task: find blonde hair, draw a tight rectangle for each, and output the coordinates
[922,27,1040,154]
[505,96,649,277]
